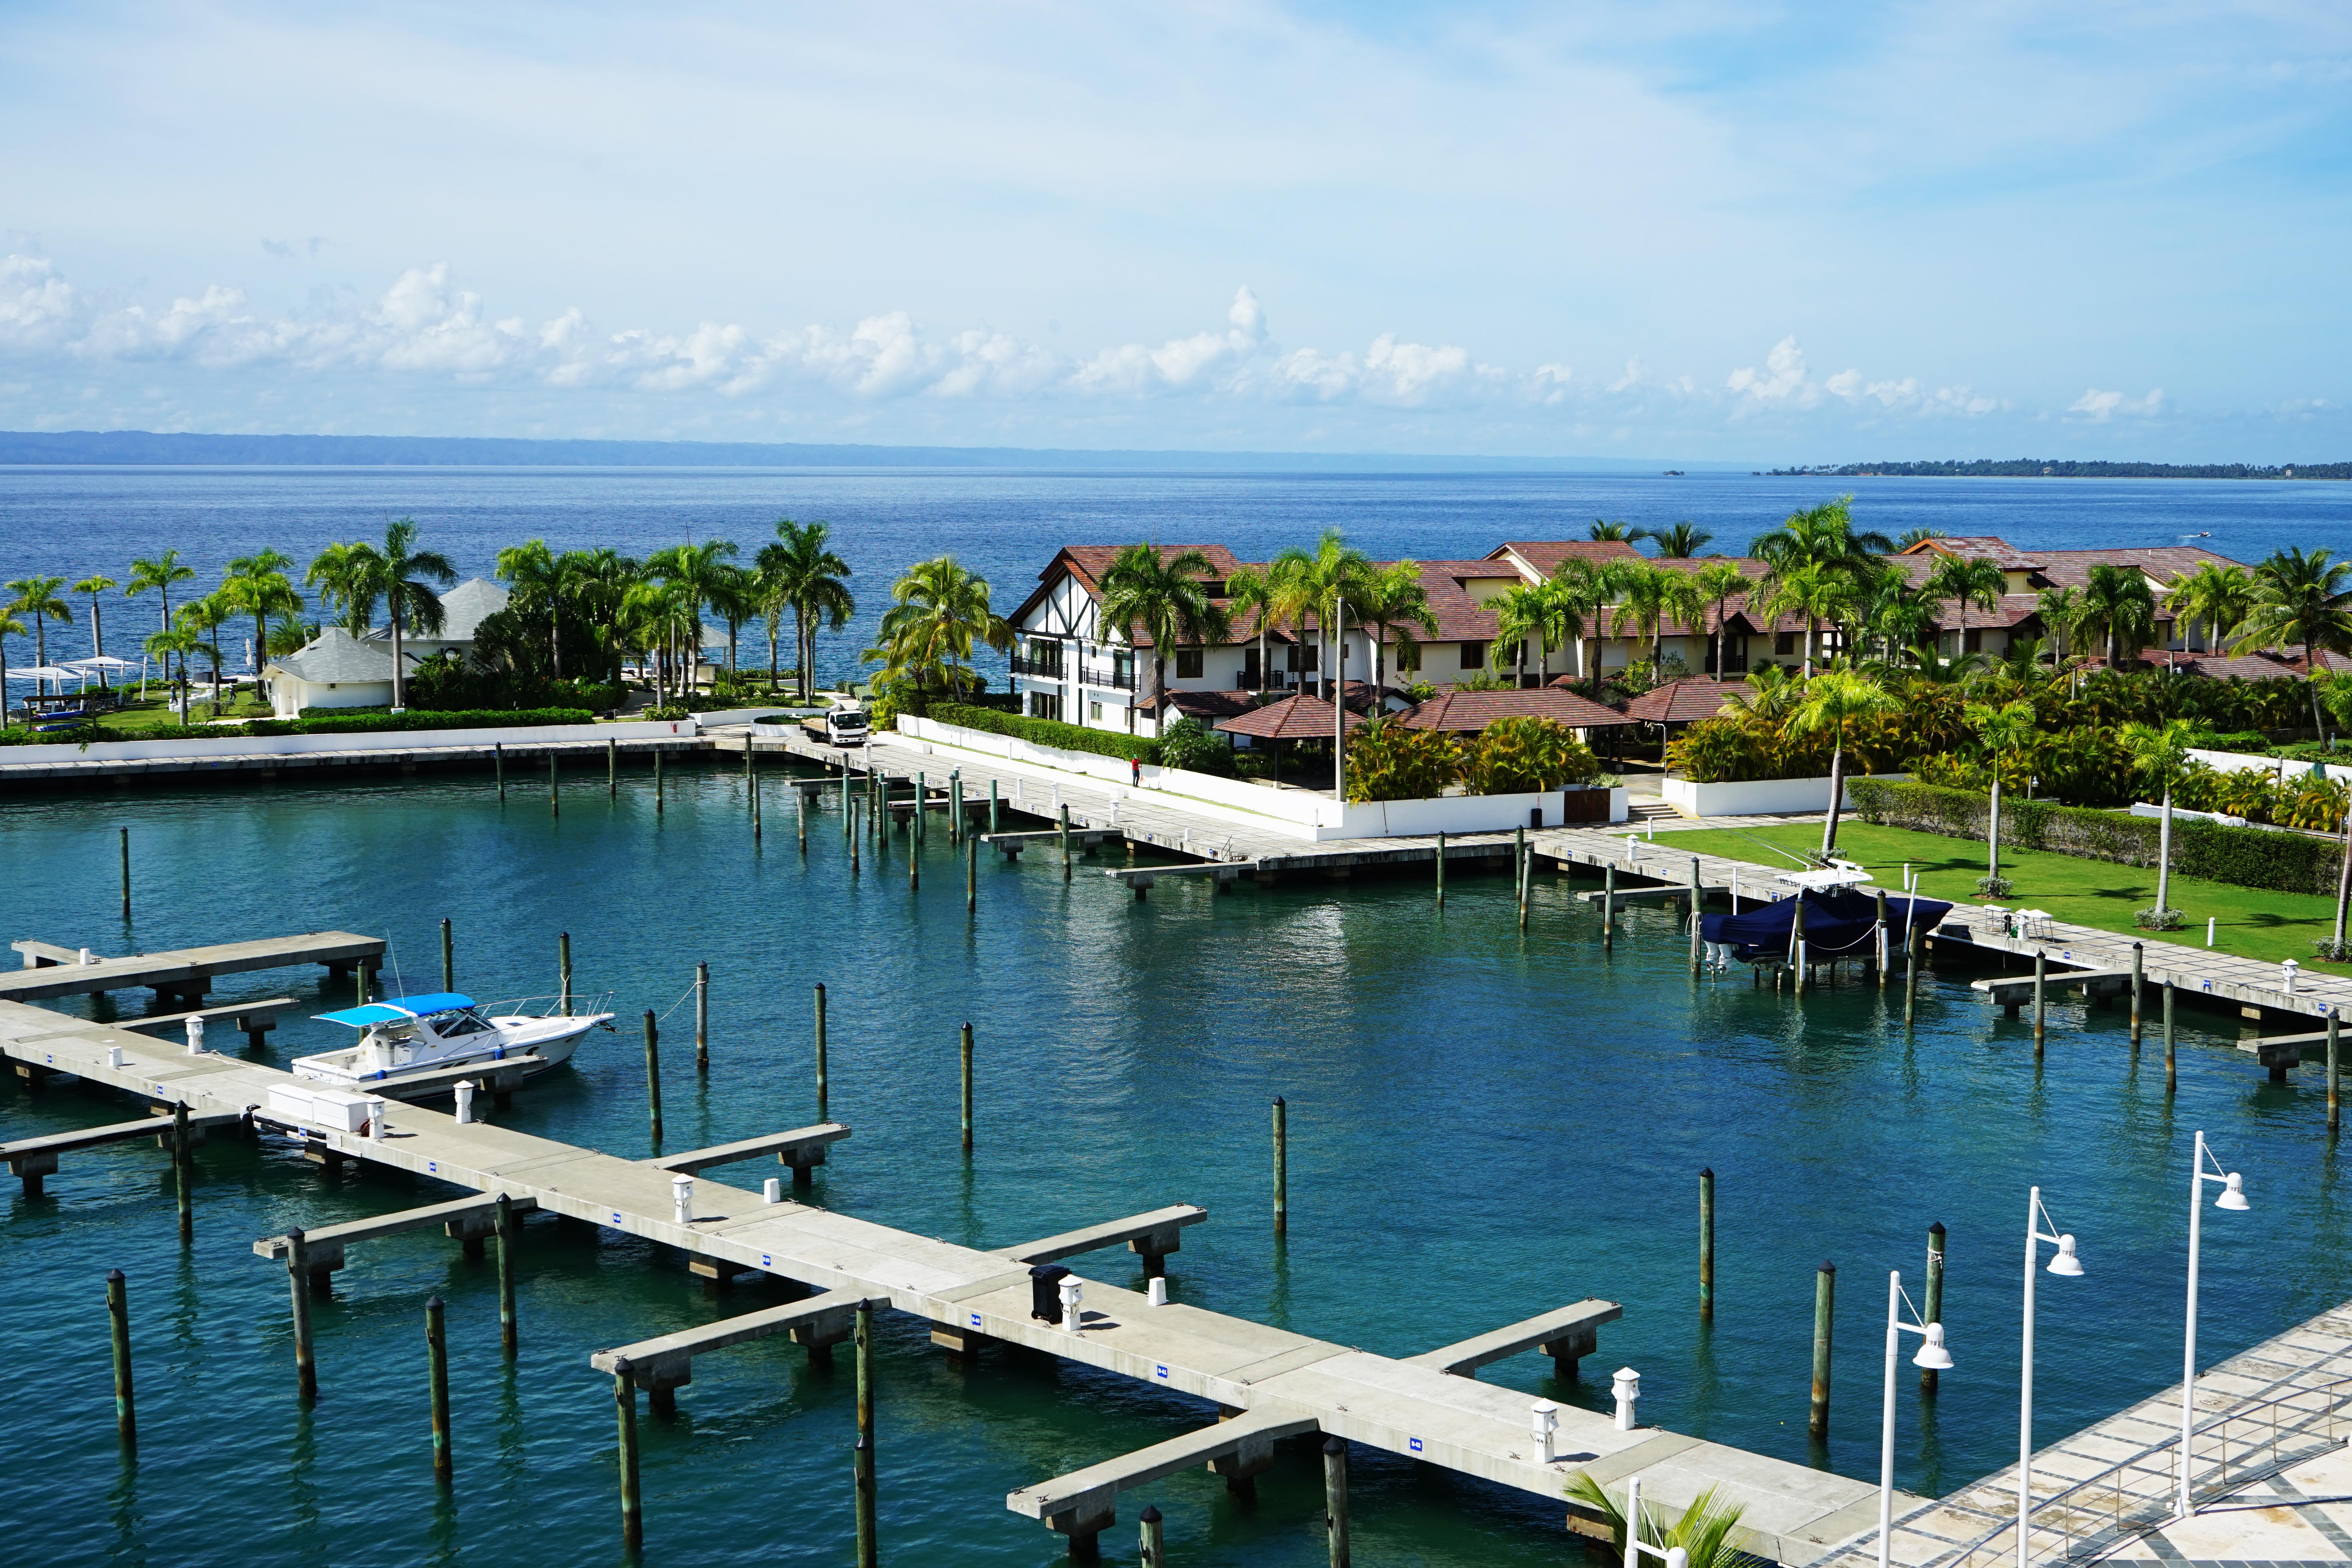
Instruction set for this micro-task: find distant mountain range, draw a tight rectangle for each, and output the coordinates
[0,428,1695,473]
[1771,458,2352,479]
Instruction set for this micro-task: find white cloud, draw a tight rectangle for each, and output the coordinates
[0,256,81,348]
[1727,335,1818,407]
[2068,387,2166,420]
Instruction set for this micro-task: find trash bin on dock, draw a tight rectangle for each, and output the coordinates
[1030,1264,1072,1322]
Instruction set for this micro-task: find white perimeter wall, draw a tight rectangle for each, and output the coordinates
[1663,773,1905,818]
[0,718,697,766]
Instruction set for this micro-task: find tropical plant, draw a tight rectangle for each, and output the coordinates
[1758,562,1858,678]
[1223,564,1278,696]
[1896,526,1948,549]
[142,624,198,724]
[1344,717,1462,801]
[0,608,23,726]
[304,540,382,635]
[1564,1473,1755,1568]
[1966,698,2039,890]
[1356,560,1439,699]
[2035,586,2083,661]
[495,538,569,679]
[1636,520,1715,558]
[222,550,301,681]
[1551,555,1633,696]
[73,574,117,670]
[1269,530,1372,699]
[1461,715,1598,794]
[646,537,741,695]
[174,595,230,714]
[2123,718,2196,924]
[1155,715,1234,776]
[2165,562,2256,655]
[2077,562,2158,671]
[1615,562,1675,673]
[5,575,70,693]
[1924,554,2005,664]
[335,519,458,710]
[2235,546,2352,733]
[863,555,1011,711]
[126,549,198,656]
[1588,518,1634,541]
[705,561,760,680]
[1688,561,1753,679]
[1097,544,1231,732]
[757,520,855,702]
[1491,582,1564,686]
[1790,670,1899,856]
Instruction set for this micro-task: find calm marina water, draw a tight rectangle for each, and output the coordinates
[4,466,2352,1566]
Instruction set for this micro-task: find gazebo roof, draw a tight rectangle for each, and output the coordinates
[1615,677,1751,724]
[1214,693,1365,740]
[1398,688,1634,732]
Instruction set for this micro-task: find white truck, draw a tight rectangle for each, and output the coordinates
[808,699,870,746]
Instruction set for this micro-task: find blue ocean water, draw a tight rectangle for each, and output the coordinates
[0,468,2347,1567]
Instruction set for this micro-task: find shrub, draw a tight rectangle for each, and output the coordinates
[1462,717,1599,794]
[1345,719,1462,802]
[643,704,690,722]
[2136,907,2187,930]
[926,703,1161,764]
[1156,717,1234,777]
[0,709,599,745]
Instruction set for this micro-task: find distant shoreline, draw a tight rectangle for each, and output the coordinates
[1773,459,2351,480]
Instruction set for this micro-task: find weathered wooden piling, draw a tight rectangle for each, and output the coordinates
[643,1011,663,1145]
[2163,976,2177,1093]
[608,736,617,797]
[549,751,559,818]
[1791,895,1808,996]
[1602,862,1615,949]
[752,765,762,841]
[960,1022,975,1156]
[1692,858,1707,975]
[495,741,505,800]
[951,773,963,844]
[1904,923,1919,1024]
[1699,1167,1715,1320]
[1139,1505,1165,1568]
[1272,1095,1289,1235]
[907,815,919,889]
[172,1102,192,1242]
[850,796,862,871]
[2330,1013,2342,1134]
[1810,1260,1835,1438]
[1435,830,1446,908]
[799,777,808,851]
[426,1294,452,1481]
[842,766,852,841]
[1060,804,1073,881]
[120,826,131,922]
[989,778,1000,835]
[1874,889,1888,988]
[614,1357,643,1547]
[1323,1436,1352,1567]
[559,931,573,1016]
[695,962,710,1073]
[2130,942,2144,1047]
[814,982,829,1119]
[1921,1221,1945,1396]
[2033,949,2047,1057]
[107,1269,135,1448]
[1515,825,1528,931]
[654,750,664,814]
[287,1226,317,1401]
[916,771,927,843]
[441,917,454,993]
[495,1192,518,1356]
[855,1298,878,1568]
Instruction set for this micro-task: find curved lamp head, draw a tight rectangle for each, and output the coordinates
[2216,1172,2250,1212]
[2047,1234,2084,1277]
[1912,1321,1955,1371]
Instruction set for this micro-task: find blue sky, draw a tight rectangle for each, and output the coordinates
[2,1,2347,461]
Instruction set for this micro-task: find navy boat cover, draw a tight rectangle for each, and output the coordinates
[1699,889,1951,964]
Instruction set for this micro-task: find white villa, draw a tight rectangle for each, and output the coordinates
[1005,537,2254,738]
[265,578,510,717]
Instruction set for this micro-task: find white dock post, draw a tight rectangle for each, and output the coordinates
[2283,958,2300,995]
[2207,916,2216,947]
[454,1080,476,1124]
[105,1044,124,1069]
[1060,1275,1083,1331]
[763,1177,782,1204]
[1147,1277,1168,1307]
[671,1173,693,1225]
[367,1097,388,1141]
[184,1015,204,1054]
[1612,1367,1640,1431]
[79,947,94,965]
[1530,1399,1559,1463]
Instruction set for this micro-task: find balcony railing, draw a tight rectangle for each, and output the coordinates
[1079,661,1138,692]
[1009,650,1065,679]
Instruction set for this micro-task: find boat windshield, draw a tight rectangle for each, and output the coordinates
[428,1009,495,1038]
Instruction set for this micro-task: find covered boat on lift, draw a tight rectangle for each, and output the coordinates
[1699,868,1951,966]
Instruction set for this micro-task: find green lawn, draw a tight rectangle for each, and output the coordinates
[1666,820,2352,973]
[91,692,273,733]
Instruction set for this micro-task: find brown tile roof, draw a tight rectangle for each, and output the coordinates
[1008,544,1248,635]
[1139,688,1258,720]
[1486,540,1646,578]
[1899,536,2046,570]
[2029,546,2239,589]
[1398,688,1635,731]
[2159,651,2298,681]
[1617,677,1751,724]
[1214,693,1365,740]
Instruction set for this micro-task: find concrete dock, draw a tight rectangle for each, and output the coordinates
[1,931,384,1007]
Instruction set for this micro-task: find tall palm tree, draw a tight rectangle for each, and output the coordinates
[5,576,70,696]
[305,540,384,635]
[1791,669,1899,857]
[142,624,198,725]
[2165,562,2256,655]
[1491,583,1560,687]
[757,521,855,702]
[1612,562,1672,675]
[73,575,117,673]
[2123,719,2196,920]
[1356,560,1439,698]
[1635,521,1715,558]
[175,595,230,715]
[2235,547,2352,732]
[706,562,760,681]
[1896,526,1949,549]
[223,550,301,682]
[1759,562,1858,678]
[2076,562,2159,673]
[864,556,1011,709]
[345,518,459,710]
[647,538,742,696]
[126,549,198,653]
[1097,544,1232,734]
[495,538,567,680]
[1924,555,2005,664]
[1749,496,1892,581]
[1657,569,1707,675]
[1223,564,1277,696]
[566,547,639,687]
[1550,555,1632,696]
[0,608,23,727]
[1269,530,1372,699]
[1689,560,1752,678]
[2035,585,2083,661]
[1967,699,2039,887]
[1588,519,1634,541]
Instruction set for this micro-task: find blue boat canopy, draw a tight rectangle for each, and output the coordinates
[316,992,475,1027]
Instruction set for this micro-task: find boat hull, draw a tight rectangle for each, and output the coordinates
[290,1012,608,1098]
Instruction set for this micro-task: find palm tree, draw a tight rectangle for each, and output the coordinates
[0,608,23,727]
[1924,555,2005,664]
[175,595,230,715]
[567,547,640,688]
[2123,719,2196,922]
[495,539,567,680]
[1689,561,1752,678]
[1096,544,1231,734]
[1792,669,1899,857]
[2165,562,2256,656]
[1759,562,1858,678]
[1615,562,1673,675]
[73,575,117,675]
[305,540,384,635]
[1635,521,1715,558]
[1967,699,2039,889]
[1550,555,1632,696]
[1223,564,1277,696]
[1749,496,1892,579]
[2035,586,2083,661]
[125,550,198,659]
[223,550,301,683]
[1564,1473,1750,1568]
[345,518,459,710]
[1588,519,1634,541]
[5,576,70,697]
[1896,526,1949,549]
[1269,530,1372,699]
[1356,560,1439,699]
[2076,561,2158,672]
[1491,583,1560,687]
[144,625,197,724]
[706,562,760,682]
[757,521,855,703]
[2235,547,2352,733]
[863,556,1011,710]
[646,539,742,697]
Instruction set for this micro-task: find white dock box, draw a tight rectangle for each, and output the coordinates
[265,1083,374,1134]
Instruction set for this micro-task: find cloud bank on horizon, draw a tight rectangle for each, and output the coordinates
[2,2,2345,459]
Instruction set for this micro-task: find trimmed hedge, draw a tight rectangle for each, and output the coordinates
[927,704,1161,764]
[1847,777,2345,895]
[0,708,597,746]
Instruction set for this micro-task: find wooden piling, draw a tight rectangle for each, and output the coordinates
[814,983,829,1120]
[559,931,573,1016]
[1692,858,1707,976]
[1272,1095,1289,1235]
[1699,1167,1714,1321]
[608,736,617,797]
[960,1022,975,1156]
[1874,889,1888,988]
[643,1011,663,1146]
[614,1358,643,1548]
[120,826,130,922]
[842,766,852,841]
[752,764,762,842]
[1515,825,1528,931]
[2130,942,2145,1047]
[695,962,710,1073]
[1323,1436,1352,1568]
[1139,1504,1165,1568]
[1435,830,1446,908]
[1809,1260,1834,1438]
[1904,922,1919,1025]
[916,771,926,843]
[907,811,918,889]
[495,1192,518,1356]
[966,831,977,913]
[2033,949,2047,1057]
[854,1298,878,1568]
[1792,895,1808,996]
[441,918,454,993]
[654,750,664,814]
[1602,863,1615,950]
[107,1269,135,1449]
[1921,1222,1945,1396]
[287,1227,317,1401]
[989,778,1000,836]
[951,774,962,844]
[426,1294,452,1481]
[1060,804,1072,881]
[799,777,808,851]
[2163,976,2177,1093]
[495,741,505,800]
[850,797,861,872]
[172,1102,192,1242]
[549,751,559,818]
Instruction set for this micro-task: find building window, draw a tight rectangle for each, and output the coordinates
[1175,647,1203,679]
[1027,691,1063,721]
[1774,631,1796,657]
[1088,701,1103,722]
[1241,648,1261,686]
[1460,641,1486,669]
[1395,641,1421,672]
[1287,642,1321,673]
[1963,628,1982,653]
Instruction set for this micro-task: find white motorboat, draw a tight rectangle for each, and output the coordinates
[291,991,611,1098]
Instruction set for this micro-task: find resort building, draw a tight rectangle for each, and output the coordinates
[264,578,510,717]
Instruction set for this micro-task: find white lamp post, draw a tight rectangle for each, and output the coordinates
[2017,1187,2084,1568]
[1620,1472,1690,1568]
[2178,1129,2250,1519]
[1878,1269,1954,1568]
